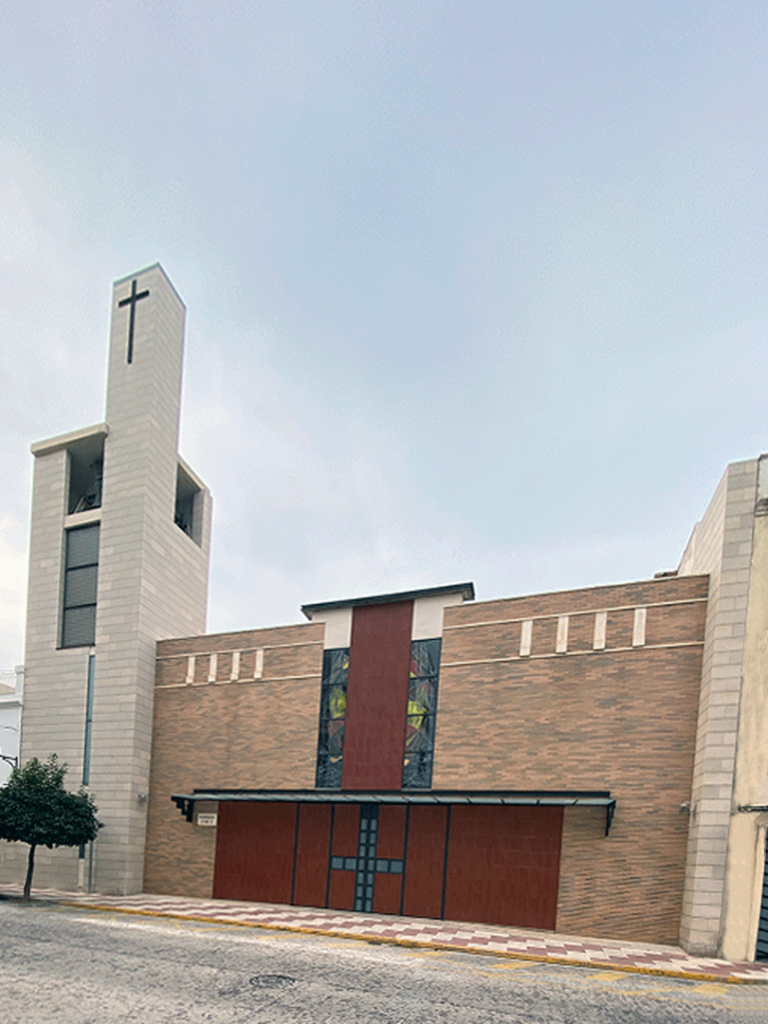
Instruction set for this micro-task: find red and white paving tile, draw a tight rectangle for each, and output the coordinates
[3,885,767,984]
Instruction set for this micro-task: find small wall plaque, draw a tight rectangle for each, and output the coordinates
[197,812,218,827]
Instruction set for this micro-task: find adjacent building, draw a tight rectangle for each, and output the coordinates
[0,666,23,786]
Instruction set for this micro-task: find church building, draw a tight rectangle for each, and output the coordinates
[10,267,768,964]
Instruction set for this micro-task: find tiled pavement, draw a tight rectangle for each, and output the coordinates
[3,885,768,984]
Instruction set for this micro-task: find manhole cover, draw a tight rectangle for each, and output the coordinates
[250,975,296,989]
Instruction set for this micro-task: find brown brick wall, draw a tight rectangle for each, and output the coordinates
[144,622,324,896]
[530,616,558,656]
[144,576,708,942]
[436,575,708,944]
[567,612,595,652]
[446,575,708,625]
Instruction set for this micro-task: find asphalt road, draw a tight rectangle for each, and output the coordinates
[1,900,765,1023]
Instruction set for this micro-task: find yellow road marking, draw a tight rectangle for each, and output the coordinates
[492,960,544,971]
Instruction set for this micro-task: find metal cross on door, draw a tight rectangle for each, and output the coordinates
[329,804,404,912]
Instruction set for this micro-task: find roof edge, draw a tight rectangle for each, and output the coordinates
[31,422,109,456]
[301,581,475,619]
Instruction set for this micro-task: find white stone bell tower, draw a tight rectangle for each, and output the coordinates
[18,264,211,894]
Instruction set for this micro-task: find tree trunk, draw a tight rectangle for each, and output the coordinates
[23,843,36,902]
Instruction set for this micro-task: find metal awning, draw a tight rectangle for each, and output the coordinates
[172,788,616,835]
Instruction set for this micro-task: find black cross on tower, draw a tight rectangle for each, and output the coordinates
[117,279,150,364]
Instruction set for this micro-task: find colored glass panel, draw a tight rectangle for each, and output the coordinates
[315,648,349,788]
[402,638,441,789]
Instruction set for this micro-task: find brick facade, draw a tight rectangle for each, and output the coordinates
[145,575,708,944]
[435,575,707,944]
[144,623,323,895]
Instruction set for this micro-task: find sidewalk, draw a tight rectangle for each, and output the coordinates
[3,885,768,984]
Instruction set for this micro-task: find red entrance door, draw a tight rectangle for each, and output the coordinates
[212,801,296,904]
[211,800,563,931]
[443,804,563,929]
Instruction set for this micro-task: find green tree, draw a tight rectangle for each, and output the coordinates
[0,755,102,901]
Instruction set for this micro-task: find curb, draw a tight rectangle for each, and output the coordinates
[59,901,767,985]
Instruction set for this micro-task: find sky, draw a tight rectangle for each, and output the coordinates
[0,1,766,670]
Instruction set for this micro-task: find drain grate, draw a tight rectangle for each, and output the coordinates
[250,975,296,989]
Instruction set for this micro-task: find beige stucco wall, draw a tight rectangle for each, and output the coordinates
[677,458,758,955]
[721,463,768,961]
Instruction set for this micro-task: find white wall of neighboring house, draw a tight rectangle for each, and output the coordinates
[0,666,24,786]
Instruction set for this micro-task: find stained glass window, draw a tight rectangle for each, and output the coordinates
[402,638,441,789]
[315,648,349,788]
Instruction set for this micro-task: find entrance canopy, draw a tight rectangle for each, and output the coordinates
[172,788,616,835]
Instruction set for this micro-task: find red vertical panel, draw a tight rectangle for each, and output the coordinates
[402,805,447,920]
[342,601,413,790]
[292,803,332,909]
[331,803,360,855]
[372,804,406,914]
[213,801,297,904]
[313,803,359,911]
[373,874,403,915]
[328,804,359,910]
[376,805,406,857]
[328,869,356,911]
[443,805,563,929]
